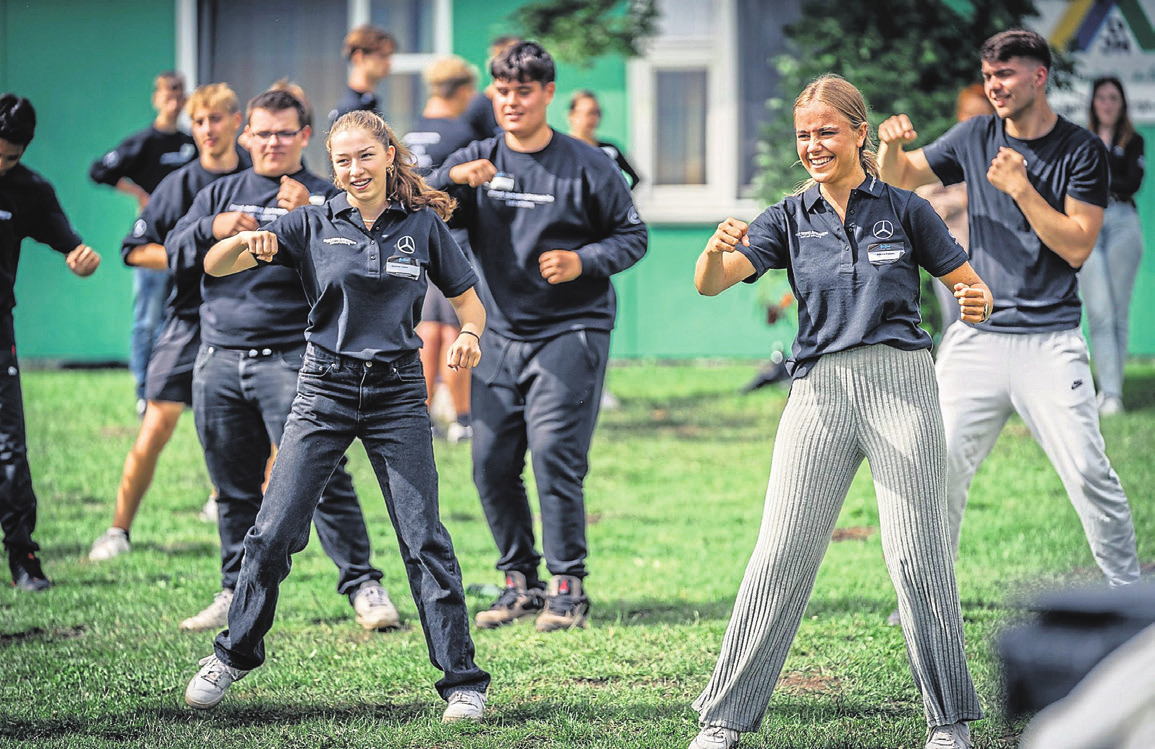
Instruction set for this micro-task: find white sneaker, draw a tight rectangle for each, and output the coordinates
[199,495,219,523]
[926,722,972,749]
[88,528,131,561]
[446,422,473,444]
[185,654,249,709]
[180,589,234,632]
[689,725,741,749]
[442,689,486,723]
[351,581,401,630]
[1099,395,1125,416]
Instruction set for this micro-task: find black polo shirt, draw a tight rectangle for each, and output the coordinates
[261,193,478,362]
[328,88,379,123]
[124,150,252,320]
[0,164,84,347]
[89,126,197,195]
[923,114,1109,333]
[433,131,648,341]
[740,176,968,379]
[166,167,337,350]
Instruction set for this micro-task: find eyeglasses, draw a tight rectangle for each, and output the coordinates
[251,129,302,142]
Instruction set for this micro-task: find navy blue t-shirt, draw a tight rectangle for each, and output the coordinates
[166,167,338,349]
[125,150,252,320]
[0,164,84,347]
[740,176,968,379]
[328,87,379,123]
[262,193,478,361]
[404,116,479,171]
[433,131,648,340]
[923,114,1109,333]
[89,126,197,195]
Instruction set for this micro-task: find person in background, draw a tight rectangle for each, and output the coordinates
[329,25,395,123]
[1082,76,1144,417]
[916,83,995,337]
[567,89,641,190]
[404,55,481,443]
[463,35,520,141]
[88,83,250,562]
[1,94,102,590]
[687,74,986,749]
[185,110,490,722]
[90,72,196,418]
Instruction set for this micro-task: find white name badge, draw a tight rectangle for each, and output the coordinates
[867,243,905,265]
[386,255,422,280]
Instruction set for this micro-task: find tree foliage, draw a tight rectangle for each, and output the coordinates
[512,0,658,66]
[754,0,1041,203]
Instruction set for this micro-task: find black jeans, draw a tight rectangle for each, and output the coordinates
[192,344,379,595]
[0,346,38,555]
[470,329,610,583]
[214,344,489,698]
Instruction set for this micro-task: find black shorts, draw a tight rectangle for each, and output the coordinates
[420,284,459,327]
[144,316,199,406]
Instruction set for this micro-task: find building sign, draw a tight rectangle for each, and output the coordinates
[1033,0,1155,123]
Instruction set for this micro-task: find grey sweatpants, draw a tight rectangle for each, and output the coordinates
[935,324,1139,587]
[693,345,982,733]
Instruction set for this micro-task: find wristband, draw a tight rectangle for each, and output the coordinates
[460,330,481,342]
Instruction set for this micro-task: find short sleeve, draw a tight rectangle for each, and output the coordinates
[261,209,309,269]
[922,119,977,187]
[739,203,791,281]
[1067,139,1110,208]
[904,192,968,277]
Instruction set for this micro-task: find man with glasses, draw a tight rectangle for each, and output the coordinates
[166,89,397,634]
[329,25,396,123]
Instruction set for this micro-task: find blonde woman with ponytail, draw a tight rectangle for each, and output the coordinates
[185,110,490,723]
[689,75,988,749]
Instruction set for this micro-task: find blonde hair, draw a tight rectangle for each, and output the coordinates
[423,56,477,100]
[792,74,878,196]
[327,110,456,222]
[186,83,239,117]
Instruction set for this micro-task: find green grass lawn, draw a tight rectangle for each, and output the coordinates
[3,361,1153,748]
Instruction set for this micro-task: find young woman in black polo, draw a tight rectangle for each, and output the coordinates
[184,110,490,723]
[687,75,991,749]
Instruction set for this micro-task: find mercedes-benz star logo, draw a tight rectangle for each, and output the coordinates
[873,220,894,239]
[396,236,416,254]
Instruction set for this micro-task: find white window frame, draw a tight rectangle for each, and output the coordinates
[628,0,761,224]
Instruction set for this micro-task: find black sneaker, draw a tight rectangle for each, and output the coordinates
[10,551,52,592]
[474,571,545,629]
[535,575,589,631]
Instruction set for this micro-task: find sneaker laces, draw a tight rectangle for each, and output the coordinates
[491,585,527,609]
[544,592,584,616]
[197,656,244,685]
[359,584,389,607]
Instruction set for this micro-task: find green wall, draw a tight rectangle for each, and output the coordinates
[4,0,176,361]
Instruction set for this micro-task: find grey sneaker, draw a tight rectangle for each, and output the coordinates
[180,589,234,632]
[199,495,219,523]
[689,725,741,749]
[441,689,486,723]
[926,722,972,749]
[446,422,473,444]
[475,571,545,629]
[351,581,401,630]
[88,528,131,561]
[185,654,249,709]
[535,575,590,632]
[886,608,902,627]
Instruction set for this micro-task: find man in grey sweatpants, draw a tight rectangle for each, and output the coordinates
[879,29,1139,587]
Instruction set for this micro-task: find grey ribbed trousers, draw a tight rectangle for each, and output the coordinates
[693,345,983,733]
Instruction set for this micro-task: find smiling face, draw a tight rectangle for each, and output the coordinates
[190,106,241,162]
[982,56,1046,121]
[1093,81,1124,131]
[493,78,554,141]
[330,127,395,210]
[245,107,309,177]
[794,102,867,190]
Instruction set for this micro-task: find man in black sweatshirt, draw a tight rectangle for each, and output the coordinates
[433,42,647,632]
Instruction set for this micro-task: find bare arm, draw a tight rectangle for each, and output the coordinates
[987,147,1103,267]
[877,115,939,190]
[938,262,992,324]
[123,243,168,271]
[445,286,486,371]
[204,231,272,276]
[694,218,757,296]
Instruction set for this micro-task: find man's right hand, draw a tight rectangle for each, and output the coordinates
[212,211,260,240]
[878,114,919,146]
[449,159,498,187]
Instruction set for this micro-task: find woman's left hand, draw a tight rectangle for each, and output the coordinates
[954,283,992,324]
[446,331,482,371]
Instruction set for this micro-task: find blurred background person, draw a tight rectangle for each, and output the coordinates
[463,35,519,141]
[567,89,641,190]
[89,72,196,418]
[1082,76,1144,417]
[404,55,480,442]
[329,25,395,123]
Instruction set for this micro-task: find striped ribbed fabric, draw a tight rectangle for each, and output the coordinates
[692,344,983,733]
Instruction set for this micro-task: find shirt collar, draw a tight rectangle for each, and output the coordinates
[330,192,410,220]
[800,175,884,213]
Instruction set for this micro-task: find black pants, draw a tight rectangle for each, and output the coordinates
[0,346,38,555]
[470,329,610,583]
